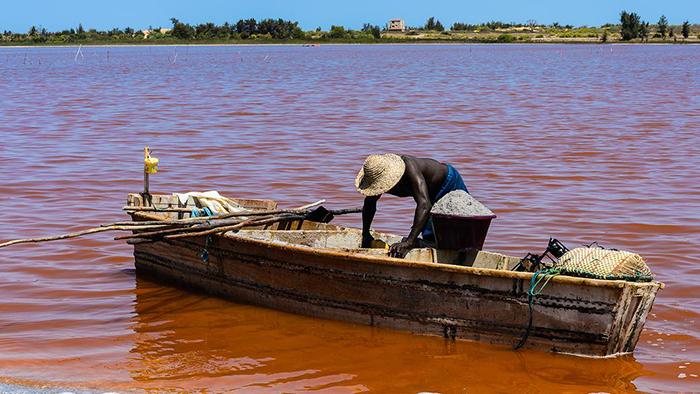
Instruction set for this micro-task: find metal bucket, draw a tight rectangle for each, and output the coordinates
[430,213,497,251]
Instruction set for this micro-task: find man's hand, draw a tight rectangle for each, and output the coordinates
[389,241,413,258]
[361,234,375,248]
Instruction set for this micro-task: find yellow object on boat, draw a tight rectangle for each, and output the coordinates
[370,239,389,249]
[144,147,158,173]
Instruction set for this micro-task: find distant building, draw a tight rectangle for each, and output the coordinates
[387,19,405,31]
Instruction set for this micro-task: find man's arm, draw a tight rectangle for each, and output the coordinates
[389,158,432,257]
[361,195,380,248]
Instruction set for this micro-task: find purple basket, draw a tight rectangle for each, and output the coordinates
[430,213,497,251]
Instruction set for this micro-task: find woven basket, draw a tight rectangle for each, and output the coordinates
[557,247,653,282]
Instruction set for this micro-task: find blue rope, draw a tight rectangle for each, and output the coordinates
[191,207,214,218]
[513,268,560,350]
[201,235,212,264]
[192,208,215,266]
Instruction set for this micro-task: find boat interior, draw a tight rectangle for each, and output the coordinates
[237,221,520,270]
[127,193,521,270]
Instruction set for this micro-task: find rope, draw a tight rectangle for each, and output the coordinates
[583,240,618,251]
[201,235,213,265]
[513,268,560,350]
[191,207,214,218]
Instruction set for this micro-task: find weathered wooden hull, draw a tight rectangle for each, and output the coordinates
[127,194,662,357]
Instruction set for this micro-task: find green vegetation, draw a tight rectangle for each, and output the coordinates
[658,15,668,38]
[639,21,650,41]
[682,21,690,38]
[451,22,478,31]
[620,11,643,41]
[617,11,696,42]
[497,34,516,43]
[2,13,698,46]
[424,17,444,32]
[362,23,381,39]
[328,26,348,39]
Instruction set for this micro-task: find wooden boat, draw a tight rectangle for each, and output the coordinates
[126,193,663,357]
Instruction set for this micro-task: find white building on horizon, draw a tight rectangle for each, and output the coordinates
[387,19,405,31]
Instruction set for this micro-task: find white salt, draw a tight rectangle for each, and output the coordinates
[431,190,493,217]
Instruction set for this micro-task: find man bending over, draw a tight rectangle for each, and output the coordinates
[355,154,468,258]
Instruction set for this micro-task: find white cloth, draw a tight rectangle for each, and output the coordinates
[173,191,246,214]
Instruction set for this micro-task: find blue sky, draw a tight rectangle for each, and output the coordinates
[1,0,696,33]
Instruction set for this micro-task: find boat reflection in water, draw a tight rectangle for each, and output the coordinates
[127,275,651,393]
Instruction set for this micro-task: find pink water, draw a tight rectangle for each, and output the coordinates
[0,44,699,393]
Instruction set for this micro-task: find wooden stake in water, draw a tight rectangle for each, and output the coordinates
[75,44,84,62]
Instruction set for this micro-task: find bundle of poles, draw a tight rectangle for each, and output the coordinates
[0,200,361,249]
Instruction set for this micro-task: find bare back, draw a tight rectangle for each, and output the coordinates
[386,155,447,201]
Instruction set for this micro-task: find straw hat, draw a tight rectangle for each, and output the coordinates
[355,154,406,196]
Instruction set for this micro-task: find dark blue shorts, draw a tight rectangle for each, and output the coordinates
[423,163,469,239]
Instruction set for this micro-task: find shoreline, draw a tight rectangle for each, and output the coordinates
[2,41,699,49]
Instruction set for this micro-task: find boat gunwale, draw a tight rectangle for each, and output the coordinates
[129,210,664,291]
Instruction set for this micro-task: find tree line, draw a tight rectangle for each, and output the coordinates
[450,20,573,31]
[1,14,696,44]
[404,15,694,40]
[169,18,305,40]
[619,11,692,41]
[1,18,383,43]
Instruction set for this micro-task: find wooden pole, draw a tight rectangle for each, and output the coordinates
[124,206,191,212]
[142,147,152,207]
[113,206,361,227]
[113,214,285,241]
[0,201,361,249]
[121,199,326,215]
[164,214,305,240]
[0,224,177,249]
[296,199,325,209]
